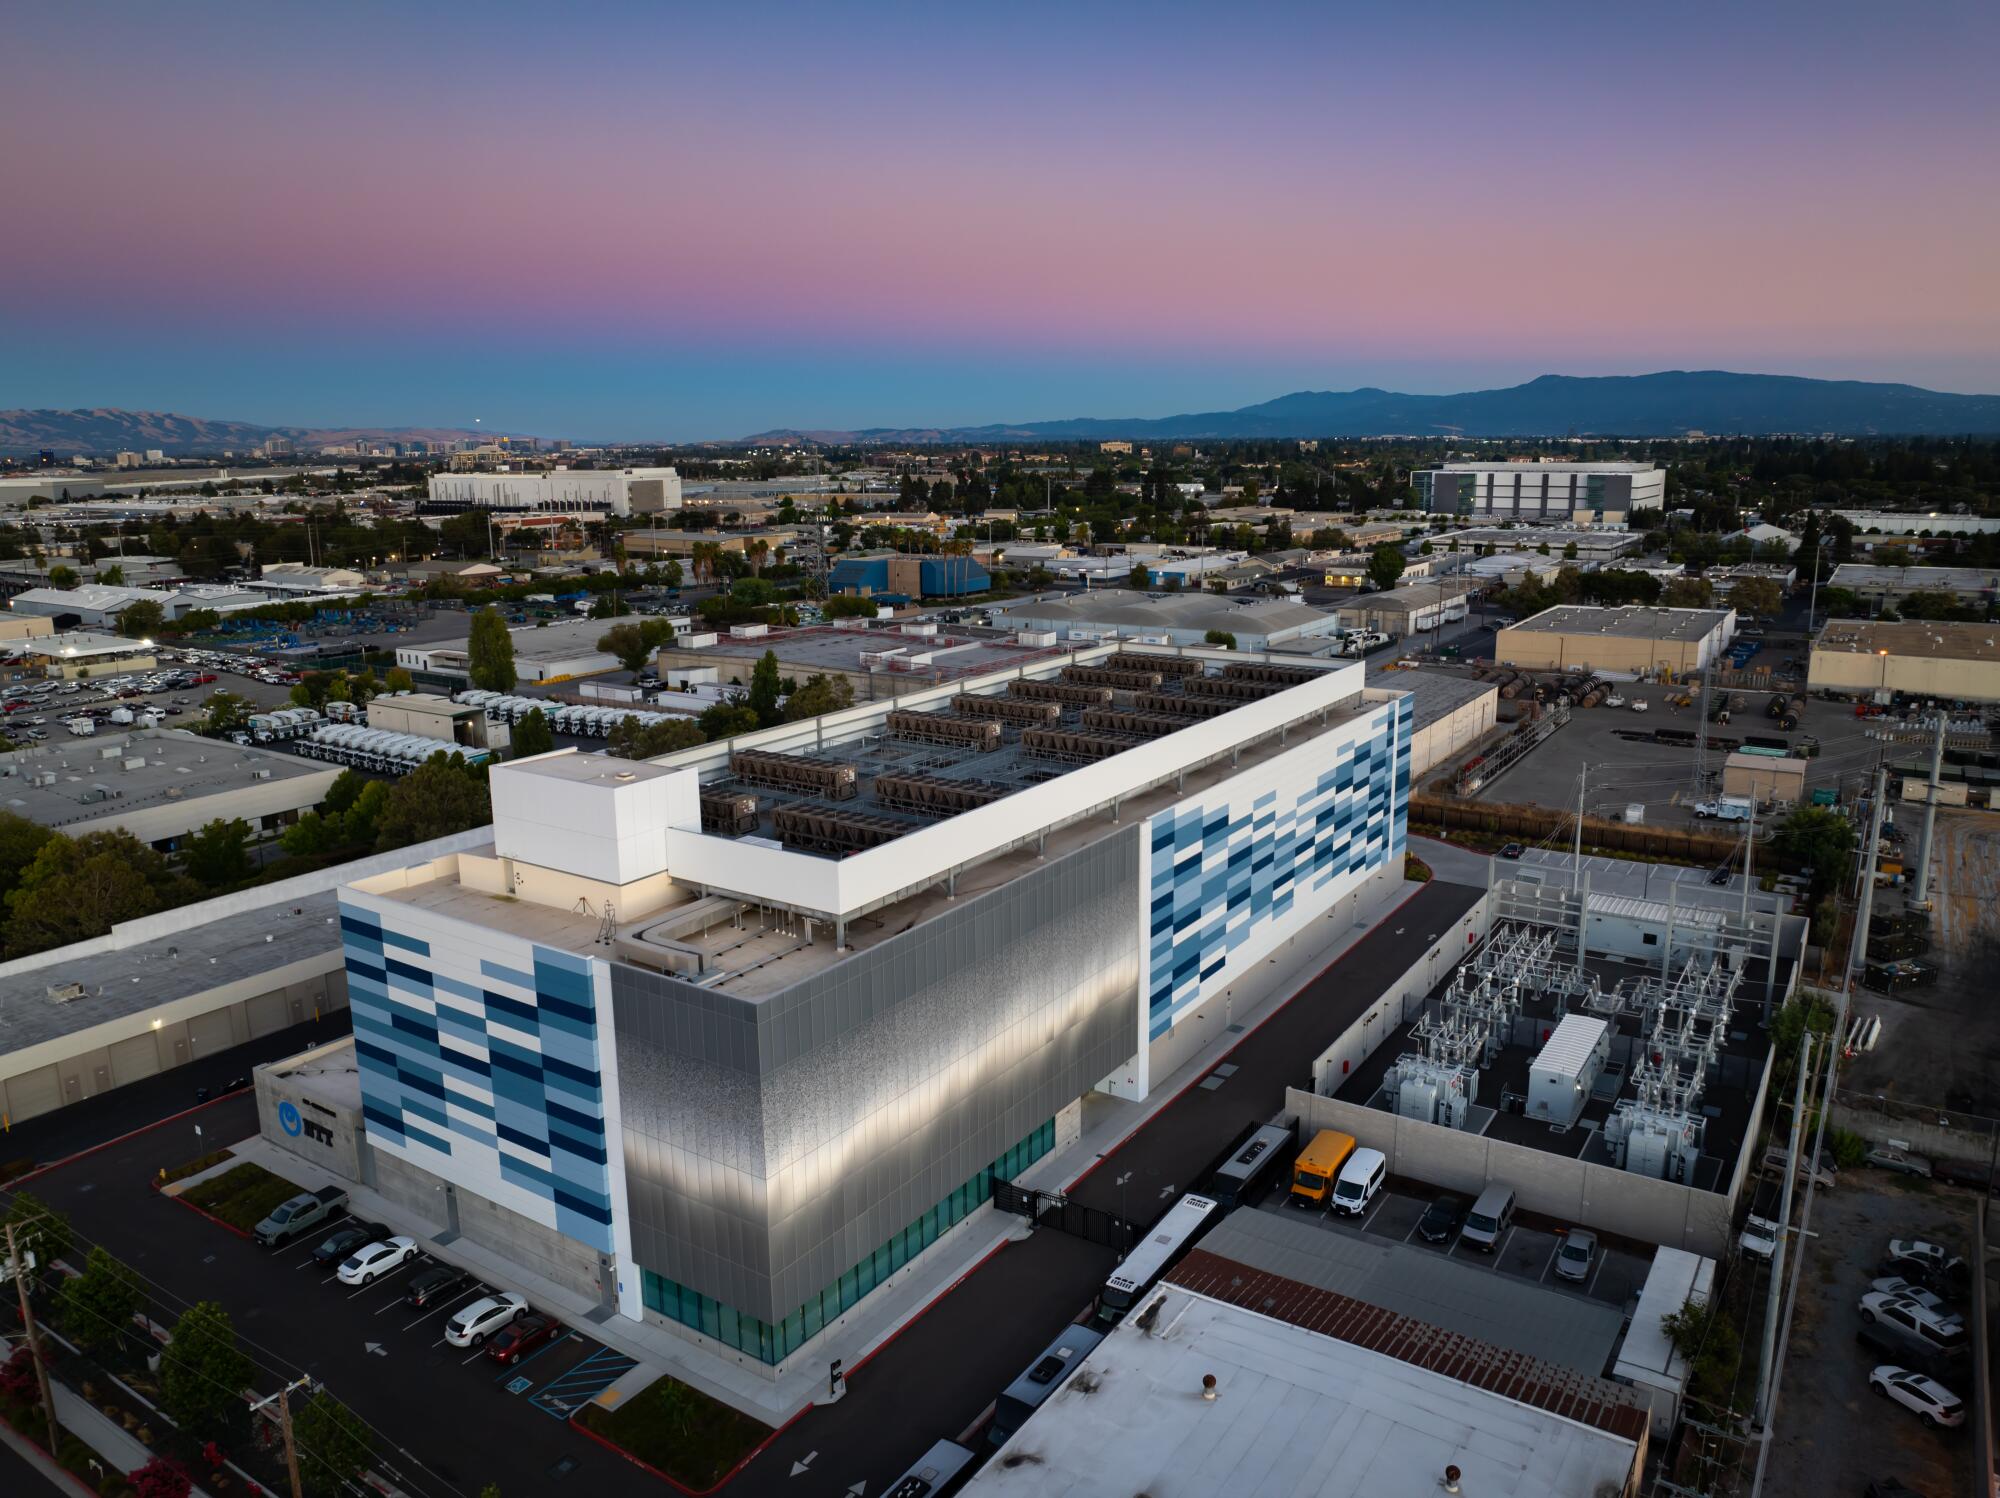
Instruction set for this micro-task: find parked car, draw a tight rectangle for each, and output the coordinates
[447,1292,528,1348]
[310,1221,387,1267]
[336,1236,419,1286]
[1868,1366,1965,1429]
[1554,1228,1598,1283]
[1881,1240,1967,1291]
[1416,1194,1466,1244]
[485,1312,562,1365]
[1868,1277,1954,1315]
[253,1186,348,1248]
[1497,843,1524,860]
[1858,1322,1961,1381]
[1857,1293,1968,1363]
[1865,1146,1933,1178]
[404,1264,474,1310]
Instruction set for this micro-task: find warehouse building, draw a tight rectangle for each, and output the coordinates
[658,622,1066,702]
[1808,619,2000,703]
[0,728,340,847]
[253,563,368,595]
[1827,564,2000,612]
[1832,510,2000,540]
[1440,526,1644,562]
[9,582,180,630]
[996,593,1345,651]
[828,552,991,598]
[621,529,798,563]
[394,615,628,686]
[425,466,682,518]
[312,643,1412,1374]
[1416,463,1665,526]
[1494,604,1736,675]
[1363,666,1498,777]
[366,692,509,752]
[4,630,159,678]
[1334,578,1481,636]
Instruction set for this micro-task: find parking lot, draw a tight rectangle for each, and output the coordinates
[20,1103,665,1498]
[1255,1179,1654,1313]
[1764,1171,1974,1498]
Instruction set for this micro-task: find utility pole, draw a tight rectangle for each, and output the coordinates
[1742,795,1755,928]
[250,1375,313,1498]
[1573,765,1586,893]
[1848,765,1889,991]
[1754,1033,1812,1430]
[1693,663,1714,801]
[5,1221,62,1462]
[1914,712,1947,907]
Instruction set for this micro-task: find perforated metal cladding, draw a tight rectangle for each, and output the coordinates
[611,825,1141,1322]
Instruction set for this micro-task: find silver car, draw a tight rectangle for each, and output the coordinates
[1554,1228,1598,1283]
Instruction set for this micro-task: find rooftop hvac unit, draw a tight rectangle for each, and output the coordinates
[122,757,145,770]
[47,982,86,1003]
[250,768,274,781]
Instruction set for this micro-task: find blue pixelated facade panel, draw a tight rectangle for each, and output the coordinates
[340,897,616,1253]
[1144,708,1403,1039]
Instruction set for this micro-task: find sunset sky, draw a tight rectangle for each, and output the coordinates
[4,0,1996,439]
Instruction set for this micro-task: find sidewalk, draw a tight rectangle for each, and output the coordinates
[0,1334,213,1497]
[220,866,1414,1425]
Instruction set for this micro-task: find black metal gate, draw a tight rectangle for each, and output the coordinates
[992,1181,1134,1250]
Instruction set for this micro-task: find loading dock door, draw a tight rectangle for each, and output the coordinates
[246,992,290,1039]
[110,1032,162,1086]
[6,1066,62,1122]
[187,1009,234,1059]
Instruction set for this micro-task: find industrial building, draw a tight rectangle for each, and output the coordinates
[1332,577,1480,636]
[1494,604,1736,675]
[366,692,509,752]
[1808,618,2000,703]
[310,642,1412,1375]
[253,563,368,595]
[1705,561,1798,596]
[656,622,1067,702]
[1441,526,1644,562]
[1360,666,1498,777]
[394,615,630,687]
[995,594,1345,651]
[1832,510,2000,539]
[621,529,798,563]
[0,728,340,847]
[971,1211,1647,1497]
[828,552,991,599]
[4,630,159,678]
[9,582,180,630]
[1827,564,1999,612]
[425,466,682,518]
[1416,463,1665,526]
[0,614,56,645]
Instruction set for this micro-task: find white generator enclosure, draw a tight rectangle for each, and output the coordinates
[1527,1014,1611,1128]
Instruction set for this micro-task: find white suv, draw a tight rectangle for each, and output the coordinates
[1869,1365,1964,1428]
[446,1292,527,1348]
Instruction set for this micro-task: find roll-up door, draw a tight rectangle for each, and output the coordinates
[187,1008,235,1058]
[110,1032,162,1085]
[5,1066,62,1122]
[246,992,290,1038]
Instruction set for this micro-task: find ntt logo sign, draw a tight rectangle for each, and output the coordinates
[278,1101,303,1136]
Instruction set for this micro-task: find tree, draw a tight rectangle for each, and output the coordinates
[1774,806,1857,902]
[747,649,783,726]
[183,818,252,888]
[661,559,684,589]
[597,623,662,673]
[375,754,492,850]
[128,1456,193,1498]
[385,666,415,693]
[606,716,706,758]
[119,599,166,639]
[1660,577,1715,609]
[821,595,877,619]
[1367,544,1406,591]
[1729,578,1784,618]
[280,811,339,857]
[0,812,55,910]
[6,832,170,956]
[1204,629,1237,650]
[159,1302,254,1444]
[697,701,762,739]
[511,708,555,759]
[59,1245,143,1354]
[96,563,126,586]
[2,1190,73,1272]
[467,607,517,693]
[784,673,854,721]
[201,691,252,735]
[177,608,221,635]
[1128,562,1151,590]
[46,564,78,588]
[292,1389,374,1498]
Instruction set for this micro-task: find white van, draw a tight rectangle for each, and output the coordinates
[1329,1148,1387,1217]
[1459,1184,1517,1252]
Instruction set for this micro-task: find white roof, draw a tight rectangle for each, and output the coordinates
[1586,890,1725,930]
[1615,1247,1713,1385]
[968,1288,1638,1498]
[1531,1014,1609,1078]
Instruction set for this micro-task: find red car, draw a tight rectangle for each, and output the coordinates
[484,1313,560,1365]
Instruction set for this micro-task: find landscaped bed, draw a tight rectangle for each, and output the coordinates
[177,1162,304,1234]
[577,1374,772,1491]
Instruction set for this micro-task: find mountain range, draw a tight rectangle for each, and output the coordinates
[0,408,528,457]
[743,370,2000,444]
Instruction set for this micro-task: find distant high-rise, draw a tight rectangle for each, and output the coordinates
[1414,460,1664,526]
[262,435,296,457]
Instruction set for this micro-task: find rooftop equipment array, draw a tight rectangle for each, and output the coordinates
[955,694,1062,726]
[885,710,1004,753]
[873,772,1012,816]
[771,804,913,856]
[1011,679,1114,708]
[1061,664,1163,693]
[727,748,860,800]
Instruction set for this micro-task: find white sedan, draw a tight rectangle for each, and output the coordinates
[335,1236,419,1286]
[1869,1365,1964,1428]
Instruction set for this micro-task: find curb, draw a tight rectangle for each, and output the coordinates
[1065,876,1429,1194]
[11,1086,253,1187]
[569,1399,809,1498]
[153,1180,253,1240]
[0,1415,103,1498]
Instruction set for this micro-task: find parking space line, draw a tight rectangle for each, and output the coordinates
[490,1330,578,1384]
[1491,1225,1515,1262]
[460,1343,489,1365]
[1585,1257,1606,1297]
[1358,1200,1385,1234]
[1538,1247,1558,1284]
[345,1263,416,1300]
[404,1285,486,1333]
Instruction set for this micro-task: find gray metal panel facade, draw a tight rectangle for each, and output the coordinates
[611,825,1141,1323]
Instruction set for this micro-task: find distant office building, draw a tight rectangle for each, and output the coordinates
[1098,440,1134,455]
[261,436,296,457]
[143,448,164,463]
[114,452,144,469]
[1416,462,1664,525]
[829,553,990,598]
[425,466,682,518]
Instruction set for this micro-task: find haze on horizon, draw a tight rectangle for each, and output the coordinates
[3,0,1996,442]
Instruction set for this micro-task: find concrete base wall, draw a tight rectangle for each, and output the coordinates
[1832,1101,1996,1169]
[1286,1087,1735,1257]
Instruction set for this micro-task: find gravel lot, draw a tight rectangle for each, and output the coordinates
[1763,1171,1975,1498]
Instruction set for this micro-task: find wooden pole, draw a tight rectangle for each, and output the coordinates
[5,1221,63,1462]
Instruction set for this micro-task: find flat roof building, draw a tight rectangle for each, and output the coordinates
[1808,618,2000,703]
[1495,604,1736,675]
[657,622,1067,700]
[326,644,1414,1376]
[0,727,339,847]
[995,593,1344,651]
[1441,525,1644,560]
[1827,564,2000,611]
[253,563,368,595]
[1832,510,2000,539]
[9,583,179,630]
[1333,578,1480,635]
[1417,463,1664,526]
[4,629,158,678]
[395,615,627,686]
[426,466,682,518]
